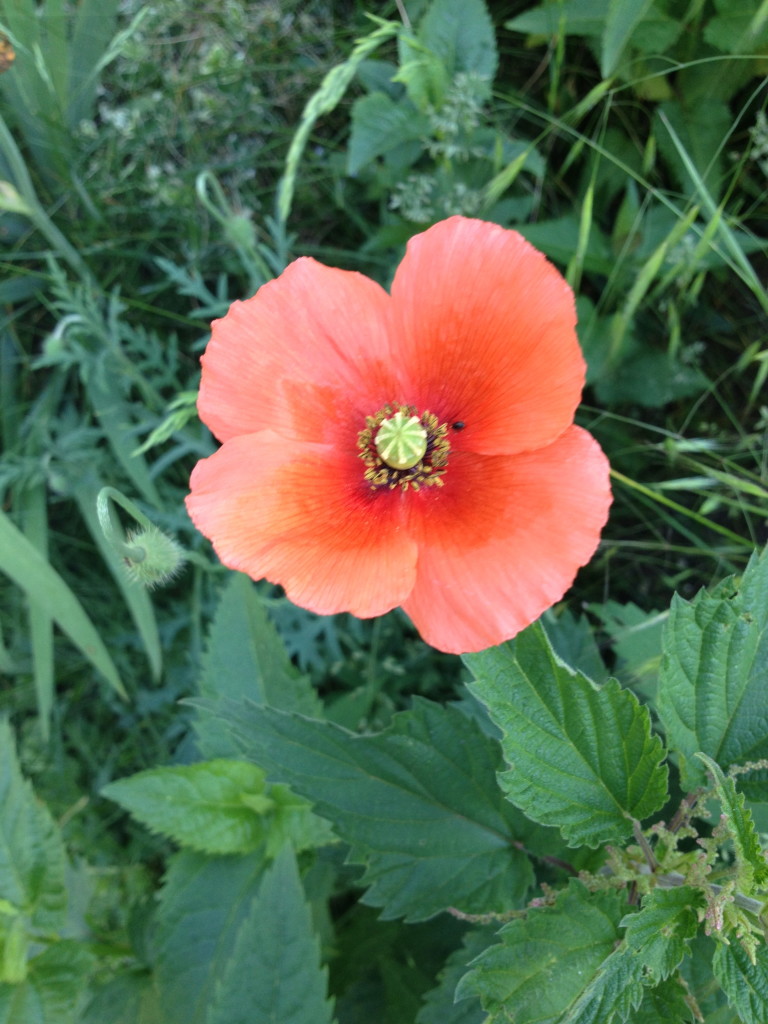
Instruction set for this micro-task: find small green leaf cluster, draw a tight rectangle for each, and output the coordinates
[344,0,545,233]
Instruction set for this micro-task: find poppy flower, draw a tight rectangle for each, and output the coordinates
[186,216,611,654]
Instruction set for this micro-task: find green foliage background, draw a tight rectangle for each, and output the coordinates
[0,0,767,1020]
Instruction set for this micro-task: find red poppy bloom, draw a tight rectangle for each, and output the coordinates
[186,216,611,654]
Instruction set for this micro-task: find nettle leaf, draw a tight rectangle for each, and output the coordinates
[464,622,669,848]
[0,719,67,933]
[101,759,333,857]
[455,881,629,1023]
[630,976,693,1023]
[153,851,265,1024]
[713,939,768,1024]
[206,846,334,1024]
[196,574,320,759]
[0,942,93,1024]
[419,0,498,96]
[696,753,768,889]
[347,92,428,175]
[623,886,704,982]
[215,697,535,922]
[656,548,768,796]
[559,945,644,1024]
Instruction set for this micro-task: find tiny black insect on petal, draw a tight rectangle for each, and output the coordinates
[452,421,466,431]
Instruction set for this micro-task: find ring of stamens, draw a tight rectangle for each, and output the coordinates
[358,404,450,491]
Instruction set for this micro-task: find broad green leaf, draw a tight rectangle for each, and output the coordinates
[623,886,704,981]
[418,0,498,97]
[465,622,669,848]
[205,845,334,1024]
[347,92,429,175]
[601,0,654,77]
[0,509,124,697]
[416,927,493,1024]
[102,759,332,856]
[696,753,768,888]
[195,573,320,759]
[713,939,768,1024]
[0,719,67,934]
[0,942,93,1024]
[152,850,266,1024]
[703,0,768,55]
[214,697,534,921]
[656,548,768,795]
[455,881,627,1023]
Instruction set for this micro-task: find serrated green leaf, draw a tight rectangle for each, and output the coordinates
[713,938,768,1024]
[601,0,654,76]
[0,720,67,935]
[696,753,768,888]
[455,881,627,1024]
[560,945,644,1024]
[153,850,266,1024]
[101,760,271,856]
[205,845,334,1024]
[656,549,768,795]
[418,0,498,96]
[630,975,693,1023]
[623,887,704,981]
[347,92,428,175]
[196,574,320,759]
[0,942,94,1024]
[464,622,669,848]
[212,697,534,922]
[102,759,333,856]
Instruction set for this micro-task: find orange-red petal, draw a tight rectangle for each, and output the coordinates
[198,258,398,446]
[401,426,611,653]
[388,216,585,456]
[185,432,418,617]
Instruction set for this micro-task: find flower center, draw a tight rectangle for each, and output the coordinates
[358,404,450,492]
[374,410,427,469]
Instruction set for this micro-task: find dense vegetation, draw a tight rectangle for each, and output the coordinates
[1,1,767,1021]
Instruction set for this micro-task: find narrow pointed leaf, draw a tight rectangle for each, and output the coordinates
[212,697,534,921]
[464,622,669,848]
[713,939,768,1024]
[205,845,334,1024]
[656,548,768,796]
[0,509,124,696]
[696,753,768,888]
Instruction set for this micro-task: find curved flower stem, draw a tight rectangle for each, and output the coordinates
[96,486,152,564]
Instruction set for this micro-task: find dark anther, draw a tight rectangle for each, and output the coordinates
[452,421,465,430]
